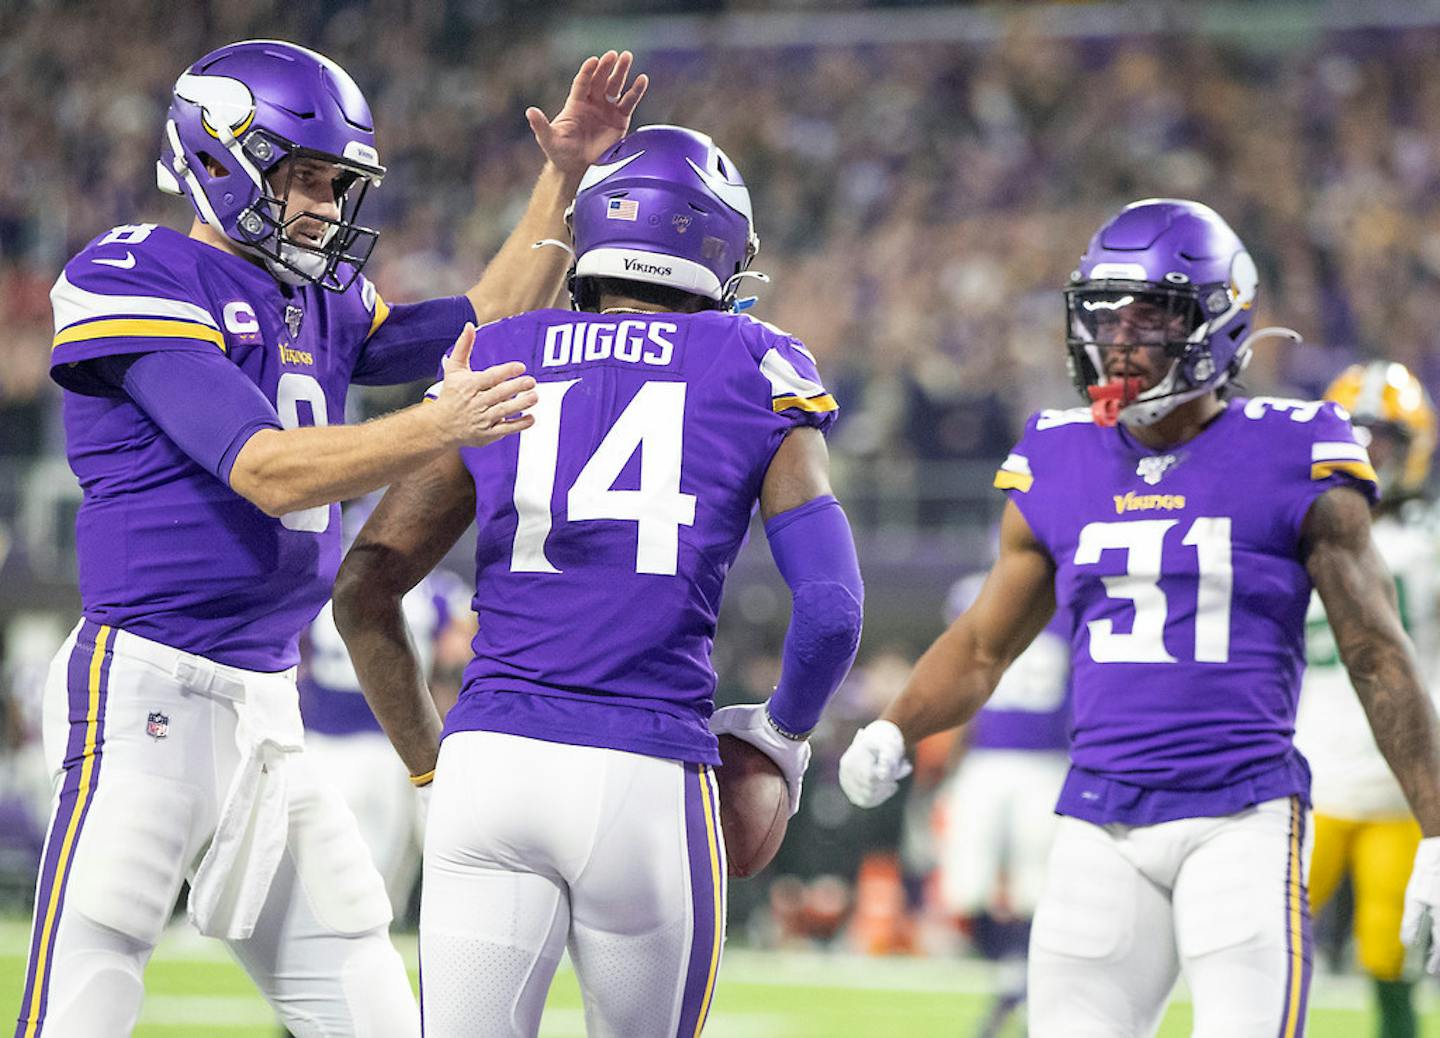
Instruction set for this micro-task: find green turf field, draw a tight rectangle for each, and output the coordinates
[2,918,1435,1036]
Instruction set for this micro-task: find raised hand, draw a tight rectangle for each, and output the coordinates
[526,50,648,178]
[433,324,538,449]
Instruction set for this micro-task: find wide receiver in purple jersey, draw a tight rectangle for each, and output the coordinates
[18,40,648,1038]
[840,199,1440,1036]
[333,125,865,1036]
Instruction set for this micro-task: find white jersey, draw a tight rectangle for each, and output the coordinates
[1296,507,1440,818]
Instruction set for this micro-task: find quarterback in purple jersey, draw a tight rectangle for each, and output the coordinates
[841,199,1440,1036]
[18,39,648,1038]
[334,126,865,1036]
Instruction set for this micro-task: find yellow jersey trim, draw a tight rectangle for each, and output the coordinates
[772,393,838,414]
[367,293,391,340]
[993,471,1035,493]
[1311,460,1378,484]
[53,318,227,354]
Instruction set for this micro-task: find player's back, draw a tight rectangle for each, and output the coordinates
[446,308,836,765]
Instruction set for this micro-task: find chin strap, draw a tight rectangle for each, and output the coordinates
[1087,377,1148,427]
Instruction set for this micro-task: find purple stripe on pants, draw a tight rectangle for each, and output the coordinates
[14,621,112,1038]
[676,763,723,1037]
[1277,796,1313,1038]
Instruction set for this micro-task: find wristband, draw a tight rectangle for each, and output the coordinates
[409,769,436,788]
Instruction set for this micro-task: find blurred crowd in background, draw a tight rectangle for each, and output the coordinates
[3,0,1440,958]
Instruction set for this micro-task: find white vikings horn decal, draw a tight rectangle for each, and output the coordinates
[175,73,257,140]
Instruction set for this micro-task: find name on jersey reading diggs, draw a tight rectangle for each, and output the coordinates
[543,320,677,368]
[1113,492,1187,514]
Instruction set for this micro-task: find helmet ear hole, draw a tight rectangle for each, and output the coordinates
[197,152,230,178]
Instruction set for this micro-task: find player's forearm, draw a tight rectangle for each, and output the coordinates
[881,623,1002,748]
[332,579,444,777]
[465,161,578,325]
[229,405,448,516]
[1346,638,1440,836]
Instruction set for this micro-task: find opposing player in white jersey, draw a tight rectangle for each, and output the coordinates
[1295,361,1440,1038]
[937,574,1071,1038]
[839,199,1440,1036]
[17,41,647,1038]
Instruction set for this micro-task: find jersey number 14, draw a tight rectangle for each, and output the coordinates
[510,379,697,576]
[1075,517,1233,664]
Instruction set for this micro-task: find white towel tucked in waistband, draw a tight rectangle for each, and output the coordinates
[188,671,304,940]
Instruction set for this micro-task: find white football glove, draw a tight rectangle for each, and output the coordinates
[1401,836,1440,973]
[839,720,913,809]
[709,702,811,817]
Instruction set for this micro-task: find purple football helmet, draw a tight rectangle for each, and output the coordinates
[568,125,761,310]
[156,40,385,292]
[1065,199,1260,426]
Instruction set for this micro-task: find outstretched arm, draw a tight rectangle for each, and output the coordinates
[465,51,648,325]
[1305,486,1440,834]
[333,451,477,782]
[841,500,1055,808]
[884,500,1056,746]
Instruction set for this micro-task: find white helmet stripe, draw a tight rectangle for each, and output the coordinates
[685,157,754,225]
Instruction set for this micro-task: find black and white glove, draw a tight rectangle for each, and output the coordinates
[709,702,812,816]
[838,720,913,808]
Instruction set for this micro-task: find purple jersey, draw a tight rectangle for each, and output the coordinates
[994,397,1379,825]
[50,223,469,671]
[442,310,838,765]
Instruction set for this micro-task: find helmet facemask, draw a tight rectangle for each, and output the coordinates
[229,130,381,292]
[1065,281,1225,427]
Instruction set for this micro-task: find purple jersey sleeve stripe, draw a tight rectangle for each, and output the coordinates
[17,622,112,1038]
[53,317,226,353]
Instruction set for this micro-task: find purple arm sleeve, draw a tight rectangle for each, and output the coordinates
[90,352,281,483]
[764,494,865,736]
[352,295,476,386]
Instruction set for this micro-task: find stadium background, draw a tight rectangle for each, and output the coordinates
[3,0,1440,1033]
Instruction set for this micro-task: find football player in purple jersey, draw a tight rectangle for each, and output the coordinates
[333,125,864,1036]
[19,40,647,1038]
[840,199,1440,1036]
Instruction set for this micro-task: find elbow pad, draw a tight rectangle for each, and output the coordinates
[765,495,864,736]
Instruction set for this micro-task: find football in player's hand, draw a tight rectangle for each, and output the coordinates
[716,733,789,878]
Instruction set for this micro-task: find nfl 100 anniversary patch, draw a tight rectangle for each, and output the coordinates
[1136,454,1179,486]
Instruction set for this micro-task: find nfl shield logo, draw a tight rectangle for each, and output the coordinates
[1136,454,1178,486]
[285,304,304,338]
[145,711,169,740]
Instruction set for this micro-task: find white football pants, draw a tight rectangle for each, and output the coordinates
[938,748,1068,917]
[1028,797,1314,1038]
[305,730,423,917]
[420,730,726,1038]
[15,620,417,1038]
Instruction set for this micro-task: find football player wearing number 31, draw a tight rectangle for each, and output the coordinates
[840,199,1440,1037]
[19,40,646,1038]
[333,125,864,1036]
